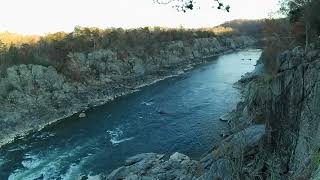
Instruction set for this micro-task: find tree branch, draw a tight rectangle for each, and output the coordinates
[154,0,230,12]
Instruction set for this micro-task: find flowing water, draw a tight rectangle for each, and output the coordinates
[0,49,262,180]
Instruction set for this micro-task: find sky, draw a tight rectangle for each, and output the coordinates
[0,0,280,35]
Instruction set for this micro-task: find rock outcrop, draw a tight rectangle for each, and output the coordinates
[225,45,320,179]
[107,153,203,180]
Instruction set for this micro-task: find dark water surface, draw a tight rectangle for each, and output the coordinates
[0,49,262,180]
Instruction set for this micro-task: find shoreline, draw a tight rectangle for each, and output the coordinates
[0,47,255,149]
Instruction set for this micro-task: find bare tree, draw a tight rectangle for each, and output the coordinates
[280,0,320,51]
[154,0,230,12]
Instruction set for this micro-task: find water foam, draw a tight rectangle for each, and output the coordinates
[8,142,94,180]
[21,153,43,169]
[107,128,134,145]
[61,163,83,180]
[110,137,135,145]
[141,101,154,106]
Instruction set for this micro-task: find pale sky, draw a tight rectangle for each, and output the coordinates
[0,0,280,35]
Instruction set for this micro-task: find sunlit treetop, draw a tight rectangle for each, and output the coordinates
[154,0,230,12]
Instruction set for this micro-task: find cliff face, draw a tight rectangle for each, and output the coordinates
[231,46,320,179]
[0,36,256,147]
[261,47,320,179]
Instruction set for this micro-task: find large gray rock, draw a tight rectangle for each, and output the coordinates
[223,125,265,157]
[132,59,145,76]
[239,63,265,83]
[107,153,203,180]
[199,158,232,180]
[199,125,265,180]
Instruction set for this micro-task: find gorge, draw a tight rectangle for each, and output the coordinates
[1,1,320,177]
[0,46,261,179]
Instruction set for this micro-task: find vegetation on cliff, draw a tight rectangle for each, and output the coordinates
[262,0,320,74]
[0,22,264,80]
[0,27,217,77]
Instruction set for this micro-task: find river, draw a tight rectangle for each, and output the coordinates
[0,49,262,180]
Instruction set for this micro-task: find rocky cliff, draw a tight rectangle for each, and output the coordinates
[245,46,320,179]
[105,45,320,180]
[0,36,256,148]
[220,45,320,179]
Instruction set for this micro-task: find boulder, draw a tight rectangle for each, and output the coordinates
[132,59,145,76]
[238,63,264,83]
[224,125,265,157]
[200,158,232,180]
[199,125,266,179]
[107,153,202,180]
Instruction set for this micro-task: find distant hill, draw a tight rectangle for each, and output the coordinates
[217,19,267,37]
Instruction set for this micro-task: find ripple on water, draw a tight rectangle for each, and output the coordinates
[141,100,154,106]
[107,128,135,145]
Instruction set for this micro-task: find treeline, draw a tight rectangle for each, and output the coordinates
[0,26,217,76]
[0,20,267,77]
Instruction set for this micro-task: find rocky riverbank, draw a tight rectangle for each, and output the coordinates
[105,44,320,180]
[0,36,256,148]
